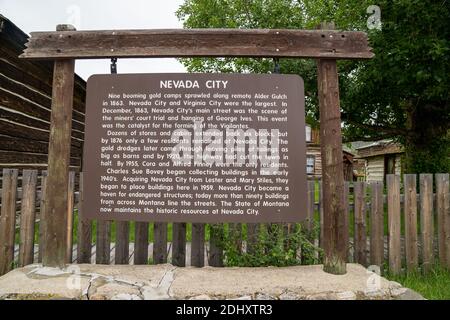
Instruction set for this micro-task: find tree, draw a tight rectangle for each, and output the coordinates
[176,0,450,173]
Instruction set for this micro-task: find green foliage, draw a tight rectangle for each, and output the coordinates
[387,264,450,300]
[176,0,450,173]
[216,223,321,267]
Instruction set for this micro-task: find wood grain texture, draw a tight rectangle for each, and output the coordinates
[420,174,433,272]
[191,223,205,267]
[114,221,130,264]
[172,223,186,267]
[18,169,38,267]
[41,25,76,267]
[370,182,384,268]
[404,174,418,272]
[76,173,92,263]
[153,222,168,264]
[0,168,18,275]
[96,220,111,264]
[353,182,367,266]
[436,174,450,269]
[37,170,47,263]
[65,171,75,263]
[387,174,401,274]
[134,222,149,265]
[21,29,373,60]
[317,53,347,274]
[209,224,224,267]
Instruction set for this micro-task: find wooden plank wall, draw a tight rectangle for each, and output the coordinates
[0,15,86,174]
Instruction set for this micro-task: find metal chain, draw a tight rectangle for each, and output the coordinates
[110,58,117,74]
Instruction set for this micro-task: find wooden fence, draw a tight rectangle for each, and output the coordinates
[0,169,449,276]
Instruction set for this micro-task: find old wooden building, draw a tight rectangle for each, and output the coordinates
[0,14,86,171]
[305,124,355,180]
[355,140,404,182]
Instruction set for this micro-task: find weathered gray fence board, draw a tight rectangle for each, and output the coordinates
[420,174,433,272]
[354,182,367,266]
[436,174,450,268]
[66,171,75,263]
[38,170,47,263]
[115,221,130,264]
[96,220,111,264]
[387,175,401,274]
[172,223,186,267]
[76,173,92,263]
[153,222,168,264]
[0,169,18,275]
[134,222,149,264]
[191,223,205,267]
[404,174,418,272]
[370,181,384,268]
[18,170,37,267]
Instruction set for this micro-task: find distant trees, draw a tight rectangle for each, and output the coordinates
[177,0,450,173]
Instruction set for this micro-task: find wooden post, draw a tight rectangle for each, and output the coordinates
[387,174,401,274]
[0,169,18,275]
[317,22,347,274]
[18,170,38,267]
[42,24,76,267]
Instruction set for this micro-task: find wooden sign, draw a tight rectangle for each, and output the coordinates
[83,73,307,222]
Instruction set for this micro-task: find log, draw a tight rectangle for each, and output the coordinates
[21,29,373,60]
[41,24,76,268]
[317,23,347,274]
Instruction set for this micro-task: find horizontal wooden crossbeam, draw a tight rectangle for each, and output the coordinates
[20,28,373,60]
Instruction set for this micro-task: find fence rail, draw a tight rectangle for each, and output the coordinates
[0,169,449,276]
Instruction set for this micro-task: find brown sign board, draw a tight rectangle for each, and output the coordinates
[83,73,307,222]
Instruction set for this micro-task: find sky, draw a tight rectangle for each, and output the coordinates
[0,0,187,79]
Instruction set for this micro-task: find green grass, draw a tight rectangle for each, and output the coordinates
[387,266,450,300]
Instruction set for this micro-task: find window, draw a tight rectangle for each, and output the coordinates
[306,155,315,174]
[305,125,312,142]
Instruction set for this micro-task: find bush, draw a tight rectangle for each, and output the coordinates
[214,223,322,267]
